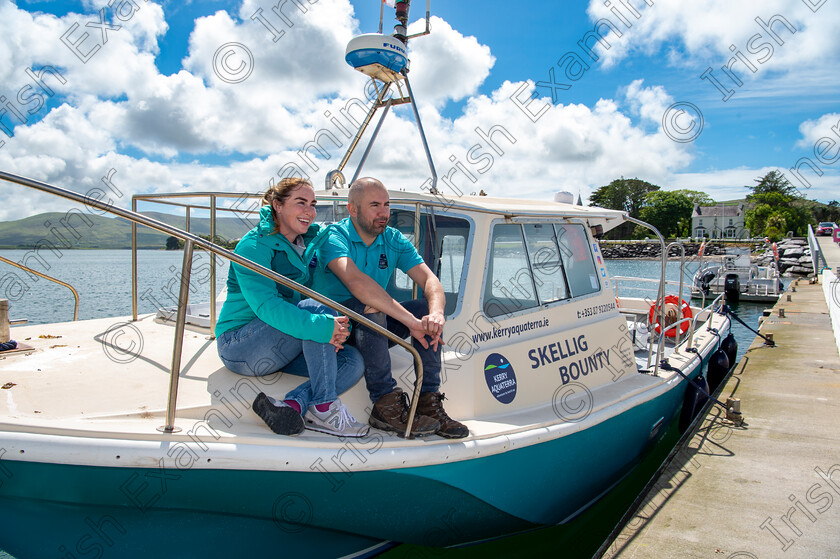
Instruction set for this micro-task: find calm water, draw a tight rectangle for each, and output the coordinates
[0,253,770,558]
[0,249,229,325]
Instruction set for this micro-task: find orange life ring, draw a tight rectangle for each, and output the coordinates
[648,295,693,337]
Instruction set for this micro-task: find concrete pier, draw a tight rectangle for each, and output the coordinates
[603,237,840,559]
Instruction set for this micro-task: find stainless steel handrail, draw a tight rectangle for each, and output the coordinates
[0,254,79,321]
[625,217,666,376]
[131,190,625,222]
[808,224,828,273]
[0,170,426,438]
[665,242,686,347]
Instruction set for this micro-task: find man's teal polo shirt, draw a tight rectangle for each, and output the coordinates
[311,217,424,301]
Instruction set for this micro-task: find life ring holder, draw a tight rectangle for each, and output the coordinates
[648,295,692,338]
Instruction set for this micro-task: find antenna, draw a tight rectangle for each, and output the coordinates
[327,1,435,192]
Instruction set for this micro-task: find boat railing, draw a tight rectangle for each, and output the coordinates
[647,291,725,374]
[0,253,79,322]
[808,224,828,274]
[615,221,721,376]
[612,276,692,300]
[0,170,426,439]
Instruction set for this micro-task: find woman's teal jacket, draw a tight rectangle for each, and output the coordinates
[215,206,334,343]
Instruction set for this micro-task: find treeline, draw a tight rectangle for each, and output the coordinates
[166,234,238,250]
[589,171,839,241]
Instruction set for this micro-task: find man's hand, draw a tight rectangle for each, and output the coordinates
[330,315,351,351]
[421,311,445,351]
[408,317,430,350]
[408,314,445,352]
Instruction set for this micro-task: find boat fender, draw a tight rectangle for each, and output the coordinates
[679,375,710,433]
[706,349,730,391]
[720,333,738,370]
[648,295,692,337]
[699,270,716,293]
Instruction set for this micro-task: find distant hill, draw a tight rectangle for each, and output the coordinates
[0,211,256,249]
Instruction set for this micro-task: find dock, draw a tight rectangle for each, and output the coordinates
[602,237,840,559]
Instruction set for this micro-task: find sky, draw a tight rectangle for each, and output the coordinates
[1,0,838,222]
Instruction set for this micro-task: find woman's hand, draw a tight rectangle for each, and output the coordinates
[330,315,351,351]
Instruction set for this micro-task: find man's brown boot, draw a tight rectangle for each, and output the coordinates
[416,392,469,439]
[369,388,439,437]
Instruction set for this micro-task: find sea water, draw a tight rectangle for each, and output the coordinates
[0,252,769,558]
[0,249,229,325]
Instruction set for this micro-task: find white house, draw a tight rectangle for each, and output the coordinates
[692,203,747,239]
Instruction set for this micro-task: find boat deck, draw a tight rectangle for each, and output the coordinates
[603,236,840,558]
[0,302,725,474]
[0,312,675,466]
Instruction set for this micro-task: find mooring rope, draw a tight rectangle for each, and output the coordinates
[720,304,775,346]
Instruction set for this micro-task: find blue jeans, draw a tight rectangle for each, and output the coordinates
[342,298,441,402]
[216,299,364,412]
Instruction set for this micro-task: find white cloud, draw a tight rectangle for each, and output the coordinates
[405,16,495,107]
[796,112,840,148]
[4,0,833,227]
[668,165,840,203]
[586,0,840,75]
[623,79,672,126]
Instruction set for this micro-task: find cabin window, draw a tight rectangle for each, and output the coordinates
[482,222,601,318]
[555,224,600,297]
[387,208,470,316]
[522,223,569,304]
[483,224,539,318]
[315,203,469,315]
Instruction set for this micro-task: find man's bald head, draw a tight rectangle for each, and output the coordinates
[347,177,390,241]
[348,177,386,208]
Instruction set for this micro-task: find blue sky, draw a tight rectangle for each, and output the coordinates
[1,0,838,221]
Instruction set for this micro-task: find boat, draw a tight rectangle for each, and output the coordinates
[690,245,783,303]
[0,2,735,557]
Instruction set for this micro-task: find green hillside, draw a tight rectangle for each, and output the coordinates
[0,211,256,249]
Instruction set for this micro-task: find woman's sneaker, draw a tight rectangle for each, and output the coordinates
[305,398,370,438]
[252,392,304,436]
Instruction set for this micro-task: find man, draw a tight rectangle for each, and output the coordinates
[311,177,468,438]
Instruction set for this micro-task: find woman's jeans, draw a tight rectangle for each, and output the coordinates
[217,299,364,412]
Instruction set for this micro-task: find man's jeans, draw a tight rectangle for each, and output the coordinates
[342,298,441,402]
[217,299,364,412]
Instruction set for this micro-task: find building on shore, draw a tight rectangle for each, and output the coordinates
[692,203,746,239]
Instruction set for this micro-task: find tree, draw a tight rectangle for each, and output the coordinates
[746,169,798,199]
[744,171,810,237]
[812,200,840,223]
[165,236,183,250]
[589,178,660,238]
[674,189,715,208]
[199,234,238,250]
[637,190,695,238]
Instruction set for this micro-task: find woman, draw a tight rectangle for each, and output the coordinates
[216,177,367,438]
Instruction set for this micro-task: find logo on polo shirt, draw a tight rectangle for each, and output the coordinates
[378,253,388,269]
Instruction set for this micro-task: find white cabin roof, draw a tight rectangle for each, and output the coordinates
[315,189,628,229]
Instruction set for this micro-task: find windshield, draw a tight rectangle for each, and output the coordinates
[819,222,834,227]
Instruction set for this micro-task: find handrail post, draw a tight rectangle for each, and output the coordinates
[627,217,666,376]
[158,239,194,434]
[132,197,138,321]
[210,195,217,338]
[665,242,686,349]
